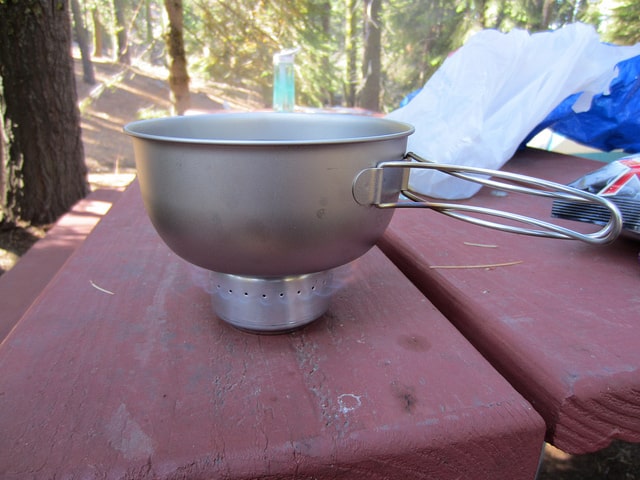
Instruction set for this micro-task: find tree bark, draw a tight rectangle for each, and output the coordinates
[0,90,6,214]
[113,0,131,64]
[164,0,191,115]
[319,0,333,105]
[92,7,106,57]
[145,0,154,44]
[358,0,381,111]
[0,0,89,226]
[344,0,359,107]
[70,0,96,85]
[541,0,554,29]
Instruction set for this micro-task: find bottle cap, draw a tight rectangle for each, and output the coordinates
[274,47,300,64]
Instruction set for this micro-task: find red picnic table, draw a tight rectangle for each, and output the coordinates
[0,179,544,478]
[379,147,640,455]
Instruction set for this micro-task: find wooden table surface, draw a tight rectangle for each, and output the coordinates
[0,181,544,479]
[0,189,121,341]
[379,147,640,455]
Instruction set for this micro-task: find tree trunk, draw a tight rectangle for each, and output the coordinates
[319,0,333,105]
[145,0,154,44]
[164,0,191,115]
[0,0,89,226]
[541,0,554,29]
[0,91,6,216]
[70,0,96,85]
[113,0,131,65]
[92,7,106,57]
[344,0,359,107]
[358,0,381,111]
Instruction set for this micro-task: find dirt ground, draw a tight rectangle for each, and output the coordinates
[1,55,640,479]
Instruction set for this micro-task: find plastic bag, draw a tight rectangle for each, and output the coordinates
[524,55,640,153]
[386,23,640,200]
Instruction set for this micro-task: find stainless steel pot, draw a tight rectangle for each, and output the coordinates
[125,113,412,276]
[124,112,622,331]
[125,113,621,273]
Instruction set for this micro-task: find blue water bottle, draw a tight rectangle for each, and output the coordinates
[273,48,299,112]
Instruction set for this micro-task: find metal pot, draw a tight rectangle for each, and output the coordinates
[124,112,622,331]
[125,112,621,274]
[125,113,412,276]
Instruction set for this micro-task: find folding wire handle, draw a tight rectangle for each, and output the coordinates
[352,152,623,245]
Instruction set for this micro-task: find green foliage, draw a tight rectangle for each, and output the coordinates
[606,0,640,45]
[74,0,637,112]
[183,0,338,107]
[382,0,469,108]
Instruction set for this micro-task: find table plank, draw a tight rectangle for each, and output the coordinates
[0,181,544,479]
[0,189,122,342]
[379,148,640,454]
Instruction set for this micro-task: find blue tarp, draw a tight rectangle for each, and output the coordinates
[523,55,640,153]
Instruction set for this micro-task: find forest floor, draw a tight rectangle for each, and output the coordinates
[2,55,640,479]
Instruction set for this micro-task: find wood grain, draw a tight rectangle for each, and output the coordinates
[0,181,543,479]
[379,148,640,454]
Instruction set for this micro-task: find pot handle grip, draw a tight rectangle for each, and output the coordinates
[353,152,623,245]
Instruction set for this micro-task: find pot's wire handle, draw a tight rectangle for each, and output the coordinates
[374,152,623,245]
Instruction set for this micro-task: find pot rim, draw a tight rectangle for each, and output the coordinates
[123,112,415,146]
